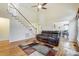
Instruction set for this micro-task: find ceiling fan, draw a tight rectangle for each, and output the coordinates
[32,3,47,11]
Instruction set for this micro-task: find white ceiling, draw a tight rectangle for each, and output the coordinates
[18,3,79,22]
[0,3,79,22]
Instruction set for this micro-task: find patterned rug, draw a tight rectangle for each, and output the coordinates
[19,43,57,56]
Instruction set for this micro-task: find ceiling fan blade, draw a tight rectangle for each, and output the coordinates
[42,3,47,6]
[42,7,47,9]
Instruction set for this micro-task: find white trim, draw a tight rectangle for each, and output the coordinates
[10,35,35,42]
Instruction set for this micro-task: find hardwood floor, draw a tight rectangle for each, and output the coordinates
[0,38,66,56]
[0,38,38,56]
[10,45,26,56]
[0,38,67,56]
[0,40,10,56]
[10,38,36,56]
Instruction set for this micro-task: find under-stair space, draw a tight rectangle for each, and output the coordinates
[8,3,37,42]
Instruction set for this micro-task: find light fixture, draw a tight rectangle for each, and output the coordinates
[38,4,42,9]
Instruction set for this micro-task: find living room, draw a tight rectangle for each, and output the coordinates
[0,3,79,56]
[9,3,79,56]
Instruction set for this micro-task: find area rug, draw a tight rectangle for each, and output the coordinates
[19,43,57,56]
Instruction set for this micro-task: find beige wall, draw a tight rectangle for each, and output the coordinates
[0,3,8,18]
[0,18,9,41]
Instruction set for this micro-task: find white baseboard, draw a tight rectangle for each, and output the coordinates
[10,35,35,42]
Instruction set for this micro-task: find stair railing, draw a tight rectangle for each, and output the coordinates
[9,3,37,33]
